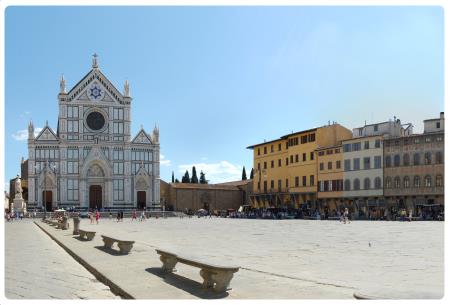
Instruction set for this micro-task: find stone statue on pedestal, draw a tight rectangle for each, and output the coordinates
[13,175,27,213]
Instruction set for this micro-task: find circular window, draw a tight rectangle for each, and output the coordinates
[86,111,105,131]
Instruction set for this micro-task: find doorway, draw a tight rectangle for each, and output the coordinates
[137,191,146,210]
[43,191,52,212]
[89,185,102,210]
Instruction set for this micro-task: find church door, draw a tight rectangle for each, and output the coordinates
[89,185,102,210]
[43,191,52,212]
[137,191,146,210]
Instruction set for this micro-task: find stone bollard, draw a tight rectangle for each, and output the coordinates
[61,216,69,230]
[73,216,80,235]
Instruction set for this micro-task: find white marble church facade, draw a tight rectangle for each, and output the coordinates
[27,55,160,211]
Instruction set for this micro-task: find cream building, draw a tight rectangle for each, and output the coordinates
[27,55,160,211]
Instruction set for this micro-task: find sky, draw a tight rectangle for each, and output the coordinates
[3,6,444,189]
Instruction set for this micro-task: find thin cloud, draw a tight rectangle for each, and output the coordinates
[178,161,242,184]
[12,127,43,141]
[160,154,171,166]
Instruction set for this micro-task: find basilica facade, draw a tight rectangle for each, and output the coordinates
[27,55,160,211]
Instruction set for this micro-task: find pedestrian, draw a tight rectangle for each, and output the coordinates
[132,210,137,221]
[109,212,112,220]
[120,210,124,222]
[344,208,349,224]
[95,210,100,224]
[117,211,121,222]
[140,210,146,221]
[89,211,94,224]
[20,212,23,220]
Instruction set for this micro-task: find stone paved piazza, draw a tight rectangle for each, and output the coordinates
[4,217,444,299]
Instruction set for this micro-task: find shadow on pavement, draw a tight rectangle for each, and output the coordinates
[145,267,229,299]
[94,245,129,256]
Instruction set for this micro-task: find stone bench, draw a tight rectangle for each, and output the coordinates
[78,229,96,241]
[156,249,240,293]
[101,235,135,254]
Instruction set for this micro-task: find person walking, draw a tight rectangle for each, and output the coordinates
[140,210,146,221]
[109,212,112,221]
[95,210,100,224]
[120,210,124,222]
[343,208,349,224]
[132,210,137,221]
[116,211,121,222]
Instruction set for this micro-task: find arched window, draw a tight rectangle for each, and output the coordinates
[413,153,420,166]
[413,176,420,187]
[385,177,392,188]
[436,175,443,187]
[424,152,431,165]
[436,151,442,164]
[344,179,351,191]
[364,178,371,190]
[403,176,410,188]
[374,177,381,189]
[403,154,410,166]
[424,175,432,187]
[394,176,401,188]
[394,155,400,167]
[385,156,392,167]
[353,179,360,190]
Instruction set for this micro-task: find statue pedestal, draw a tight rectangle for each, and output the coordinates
[13,194,27,214]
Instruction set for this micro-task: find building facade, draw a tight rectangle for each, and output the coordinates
[27,55,160,211]
[248,123,352,209]
[384,113,444,217]
[317,144,345,213]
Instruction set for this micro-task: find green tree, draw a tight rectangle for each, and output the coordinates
[249,168,254,179]
[171,171,174,183]
[175,178,180,183]
[191,166,199,183]
[182,170,190,183]
[242,166,247,180]
[200,171,207,184]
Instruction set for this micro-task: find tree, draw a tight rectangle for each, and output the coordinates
[250,168,254,179]
[182,170,190,183]
[171,171,175,183]
[175,178,180,183]
[200,171,207,184]
[191,166,199,183]
[242,166,247,180]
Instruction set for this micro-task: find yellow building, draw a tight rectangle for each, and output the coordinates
[316,144,345,214]
[247,123,352,210]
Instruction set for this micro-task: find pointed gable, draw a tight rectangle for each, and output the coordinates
[66,69,125,104]
[132,129,153,144]
[35,126,58,141]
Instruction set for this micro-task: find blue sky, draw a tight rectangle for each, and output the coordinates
[4,6,444,187]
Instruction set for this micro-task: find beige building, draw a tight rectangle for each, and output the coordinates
[384,113,444,217]
[160,180,252,213]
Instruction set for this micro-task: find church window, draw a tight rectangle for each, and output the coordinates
[113,162,124,175]
[67,106,78,118]
[113,179,124,201]
[67,120,79,133]
[67,161,79,174]
[113,108,124,120]
[67,148,79,159]
[113,149,124,160]
[67,179,79,201]
[113,122,124,134]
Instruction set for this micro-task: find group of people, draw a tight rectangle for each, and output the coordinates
[89,210,101,224]
[131,210,147,221]
[4,211,24,221]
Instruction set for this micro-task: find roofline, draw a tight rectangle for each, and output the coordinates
[384,131,445,141]
[342,134,384,141]
[247,127,319,149]
[423,118,442,122]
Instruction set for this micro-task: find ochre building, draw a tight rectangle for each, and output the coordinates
[247,123,352,209]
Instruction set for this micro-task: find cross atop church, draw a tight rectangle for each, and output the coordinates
[92,53,99,69]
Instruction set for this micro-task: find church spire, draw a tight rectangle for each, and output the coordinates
[92,53,99,69]
[28,119,34,140]
[124,80,130,97]
[60,74,66,93]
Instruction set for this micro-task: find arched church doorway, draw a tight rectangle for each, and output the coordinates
[89,185,102,210]
[137,191,146,210]
[43,191,52,212]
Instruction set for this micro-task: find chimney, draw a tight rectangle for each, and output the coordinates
[440,112,444,119]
